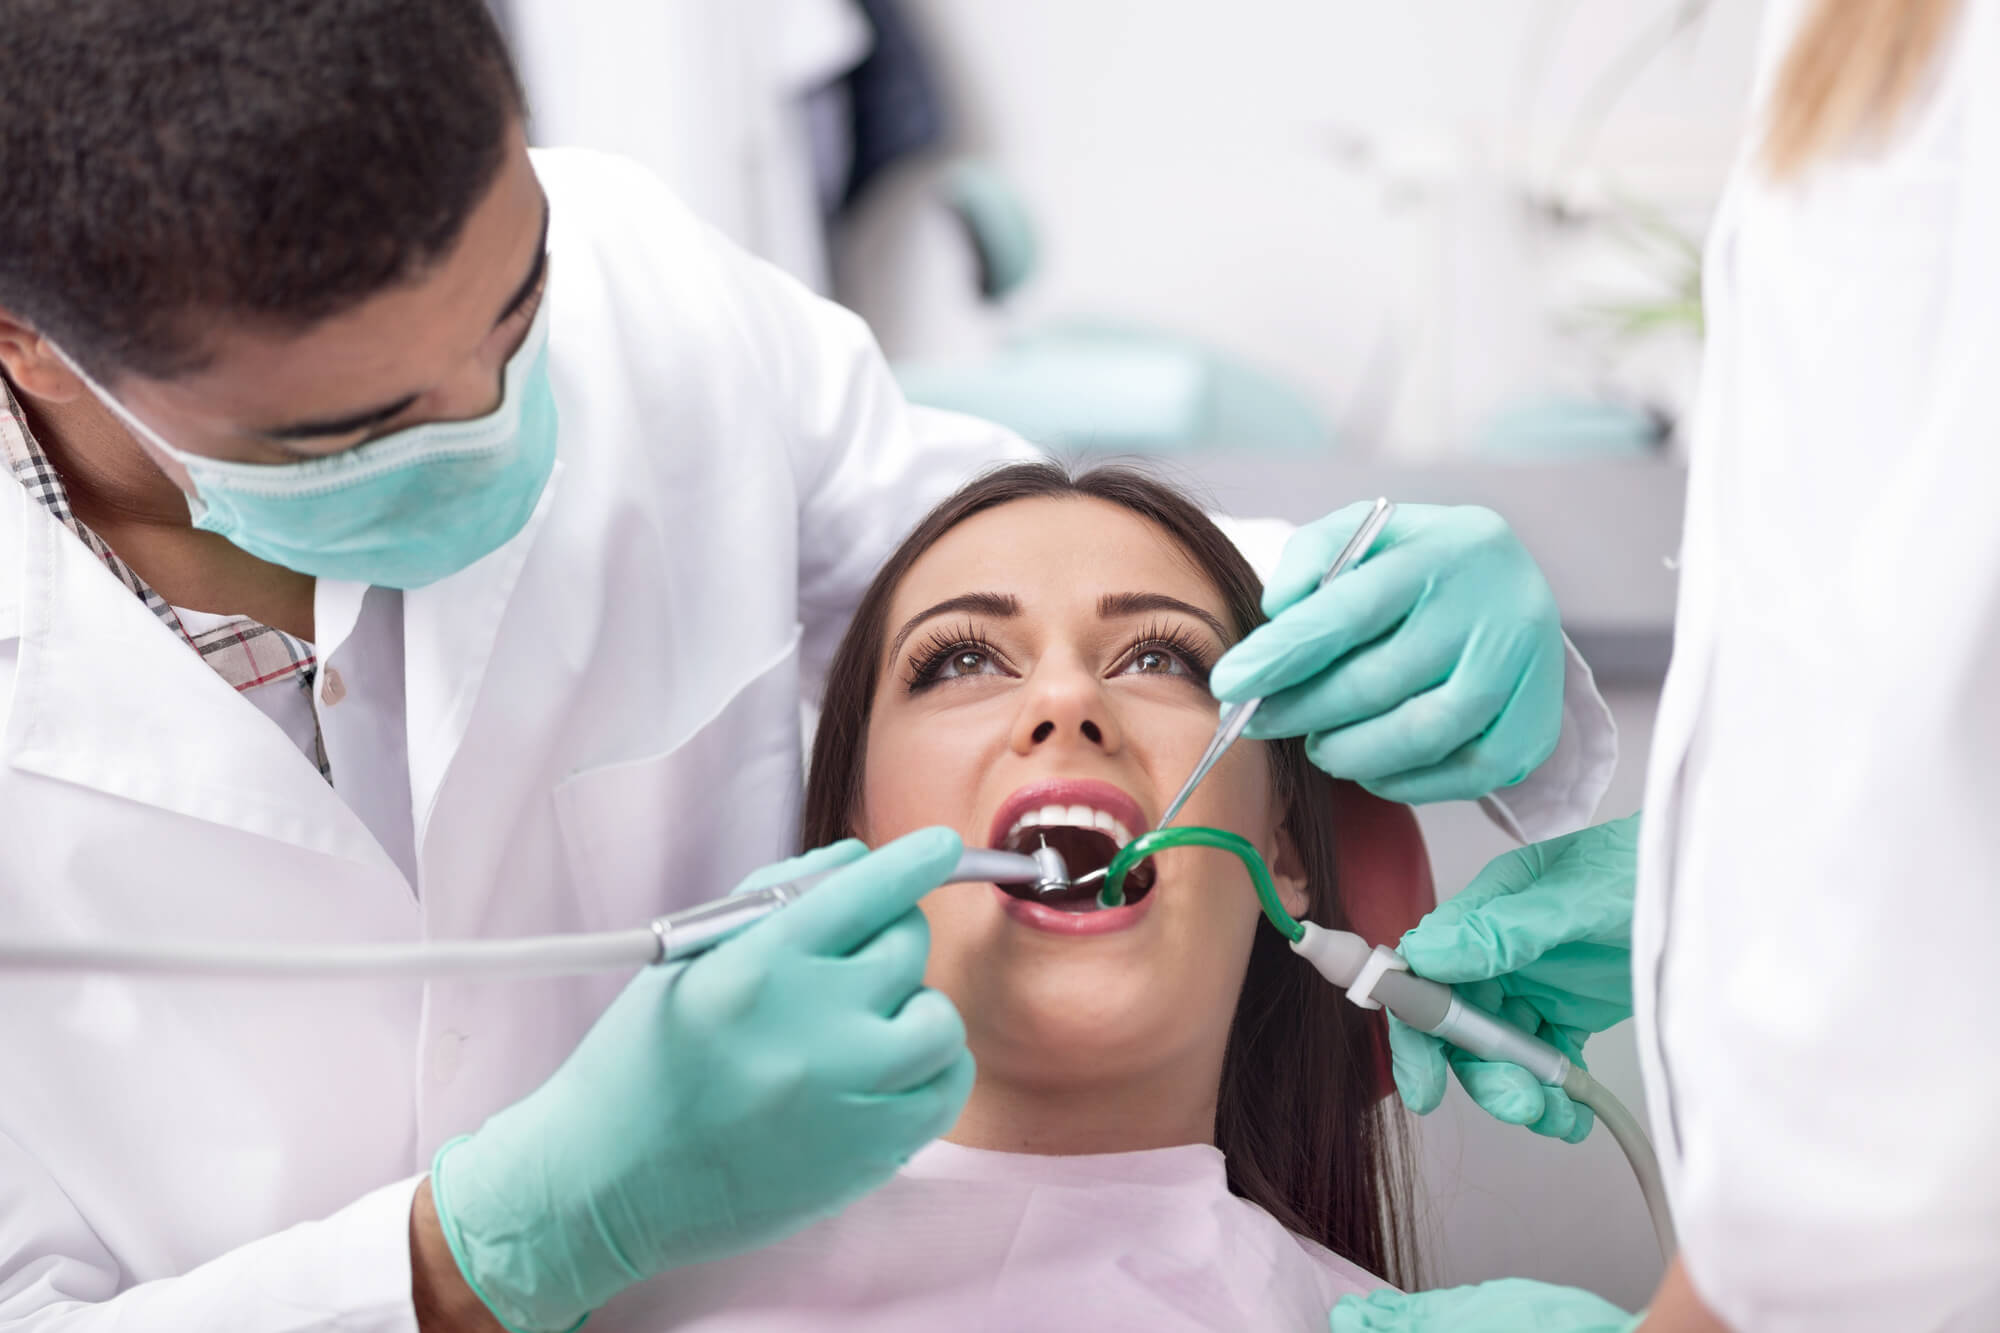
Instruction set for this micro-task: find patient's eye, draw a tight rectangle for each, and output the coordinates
[938,648,997,678]
[906,622,1012,691]
[1129,648,1188,676]
[1114,622,1214,684]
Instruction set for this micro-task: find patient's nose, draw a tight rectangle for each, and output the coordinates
[1011,665,1125,755]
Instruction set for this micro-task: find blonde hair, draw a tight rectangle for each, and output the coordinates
[1763,0,1963,178]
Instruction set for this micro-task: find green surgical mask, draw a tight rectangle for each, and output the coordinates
[58,297,559,589]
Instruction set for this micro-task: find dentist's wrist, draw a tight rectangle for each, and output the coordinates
[412,1177,509,1333]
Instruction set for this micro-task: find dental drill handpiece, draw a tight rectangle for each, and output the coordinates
[650,845,1073,963]
[1056,498,1397,898]
[0,847,1076,981]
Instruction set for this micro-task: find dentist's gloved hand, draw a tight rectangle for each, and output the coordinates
[1391,815,1638,1142]
[430,829,973,1333]
[1332,1280,1641,1332]
[1211,503,1565,804]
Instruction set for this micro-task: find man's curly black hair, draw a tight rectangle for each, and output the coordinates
[0,0,525,381]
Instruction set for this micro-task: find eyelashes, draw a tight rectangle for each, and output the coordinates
[904,620,998,691]
[902,617,1218,692]
[1125,619,1216,684]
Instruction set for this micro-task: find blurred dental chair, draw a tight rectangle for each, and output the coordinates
[1333,780,1434,953]
[1328,780,1435,1097]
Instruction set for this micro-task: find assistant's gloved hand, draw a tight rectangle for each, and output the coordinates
[1211,502,1565,805]
[430,829,973,1333]
[1391,814,1638,1142]
[1332,1280,1641,1332]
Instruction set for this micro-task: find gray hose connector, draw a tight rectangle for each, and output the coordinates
[1290,922,1677,1263]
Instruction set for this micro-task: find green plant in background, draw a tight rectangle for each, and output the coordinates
[1578,190,1704,346]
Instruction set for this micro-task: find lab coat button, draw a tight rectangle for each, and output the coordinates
[430,1030,466,1084]
[319,667,346,706]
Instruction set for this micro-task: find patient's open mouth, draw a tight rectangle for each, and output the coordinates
[995,808,1158,913]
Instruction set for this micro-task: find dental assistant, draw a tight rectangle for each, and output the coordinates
[0,4,1613,1332]
[1332,1,2000,1330]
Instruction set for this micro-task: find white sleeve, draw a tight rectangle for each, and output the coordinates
[1476,638,1617,844]
[1213,515,1617,845]
[708,239,1038,693]
[0,1129,421,1333]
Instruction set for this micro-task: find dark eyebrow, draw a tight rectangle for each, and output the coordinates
[1097,592,1231,644]
[262,392,423,444]
[888,592,1021,661]
[260,199,551,445]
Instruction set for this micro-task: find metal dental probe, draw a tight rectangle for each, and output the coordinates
[1055,498,1397,897]
[0,845,1075,980]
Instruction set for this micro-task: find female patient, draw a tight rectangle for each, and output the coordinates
[625,463,1416,1331]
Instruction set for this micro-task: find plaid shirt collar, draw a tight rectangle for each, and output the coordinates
[2,377,331,778]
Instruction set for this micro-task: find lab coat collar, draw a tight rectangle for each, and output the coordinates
[402,459,565,852]
[1,456,564,876]
[2,483,397,874]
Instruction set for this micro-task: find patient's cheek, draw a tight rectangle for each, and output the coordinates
[859,719,983,847]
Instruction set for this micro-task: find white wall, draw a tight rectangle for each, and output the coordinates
[870,1,1769,454]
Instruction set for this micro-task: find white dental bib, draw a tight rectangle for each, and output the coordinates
[593,1139,1388,1332]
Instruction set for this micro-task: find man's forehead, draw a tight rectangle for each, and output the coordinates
[116,146,547,434]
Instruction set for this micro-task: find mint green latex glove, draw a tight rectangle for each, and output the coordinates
[1211,503,1565,804]
[1332,1280,1641,1332]
[1391,814,1638,1142]
[431,829,973,1333]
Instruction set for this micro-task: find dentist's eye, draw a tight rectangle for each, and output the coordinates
[906,623,1012,691]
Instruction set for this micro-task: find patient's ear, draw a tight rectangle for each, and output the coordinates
[1269,821,1311,920]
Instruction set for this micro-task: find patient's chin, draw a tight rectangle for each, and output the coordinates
[960,969,1183,1084]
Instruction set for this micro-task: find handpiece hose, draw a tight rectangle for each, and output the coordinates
[1292,922,1678,1262]
[0,846,1068,982]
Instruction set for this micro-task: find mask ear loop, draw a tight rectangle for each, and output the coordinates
[45,340,185,455]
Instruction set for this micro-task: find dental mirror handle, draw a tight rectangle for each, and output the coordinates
[1159,498,1394,830]
[1070,498,1397,892]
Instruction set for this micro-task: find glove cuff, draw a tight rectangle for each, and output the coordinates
[430,1134,591,1333]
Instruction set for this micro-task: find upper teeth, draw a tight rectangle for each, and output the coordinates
[1005,804,1134,847]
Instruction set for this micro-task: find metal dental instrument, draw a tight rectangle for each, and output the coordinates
[0,845,1072,982]
[1059,497,1397,896]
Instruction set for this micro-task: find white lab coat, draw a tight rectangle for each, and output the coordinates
[1634,3,2000,1329]
[0,148,1610,1330]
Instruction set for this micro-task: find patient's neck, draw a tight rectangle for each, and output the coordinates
[944,1058,1220,1157]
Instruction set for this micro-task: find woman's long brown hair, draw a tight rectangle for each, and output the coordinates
[801,461,1420,1286]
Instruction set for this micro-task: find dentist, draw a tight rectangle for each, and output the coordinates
[1336,1,2000,1329]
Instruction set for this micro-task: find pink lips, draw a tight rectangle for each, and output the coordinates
[985,778,1151,851]
[985,778,1156,937]
[996,884,1155,935]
